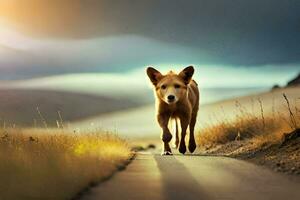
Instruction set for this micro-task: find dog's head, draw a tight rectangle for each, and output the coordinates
[146,66,194,104]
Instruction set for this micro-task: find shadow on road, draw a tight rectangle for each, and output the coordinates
[154,155,212,200]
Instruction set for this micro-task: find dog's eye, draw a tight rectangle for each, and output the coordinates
[174,84,180,89]
[161,85,167,89]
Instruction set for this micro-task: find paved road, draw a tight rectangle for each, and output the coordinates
[82,152,300,200]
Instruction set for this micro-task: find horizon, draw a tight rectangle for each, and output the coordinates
[1,65,298,105]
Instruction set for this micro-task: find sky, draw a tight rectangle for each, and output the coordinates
[0,0,299,85]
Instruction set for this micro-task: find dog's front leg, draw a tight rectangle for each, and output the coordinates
[157,114,172,155]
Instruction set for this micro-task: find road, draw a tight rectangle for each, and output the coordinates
[82,151,300,200]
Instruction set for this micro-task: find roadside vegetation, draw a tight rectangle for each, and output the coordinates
[198,94,299,148]
[198,93,300,174]
[0,128,131,200]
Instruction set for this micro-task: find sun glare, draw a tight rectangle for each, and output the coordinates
[0,21,42,50]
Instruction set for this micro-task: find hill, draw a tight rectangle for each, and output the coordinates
[287,73,300,87]
[0,89,138,127]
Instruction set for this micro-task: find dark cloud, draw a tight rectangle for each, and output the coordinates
[79,0,300,66]
[1,0,300,73]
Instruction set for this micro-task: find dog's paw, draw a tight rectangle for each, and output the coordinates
[179,143,186,154]
[188,140,197,153]
[161,151,173,156]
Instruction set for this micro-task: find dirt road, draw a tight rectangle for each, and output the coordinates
[82,151,300,200]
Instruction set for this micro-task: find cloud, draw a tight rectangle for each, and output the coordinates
[0,30,209,79]
[0,0,299,79]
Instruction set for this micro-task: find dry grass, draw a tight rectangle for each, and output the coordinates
[198,94,300,149]
[0,128,131,200]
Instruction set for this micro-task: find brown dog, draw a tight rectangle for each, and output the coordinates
[146,66,199,155]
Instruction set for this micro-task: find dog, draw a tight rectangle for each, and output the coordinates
[146,66,199,155]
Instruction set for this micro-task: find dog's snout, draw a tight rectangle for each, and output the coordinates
[168,95,175,101]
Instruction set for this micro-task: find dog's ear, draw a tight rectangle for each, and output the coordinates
[146,67,163,86]
[179,66,194,84]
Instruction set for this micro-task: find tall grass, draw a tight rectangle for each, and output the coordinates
[198,94,300,148]
[0,128,131,200]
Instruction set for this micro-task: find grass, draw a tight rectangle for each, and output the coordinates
[198,93,300,150]
[0,128,131,200]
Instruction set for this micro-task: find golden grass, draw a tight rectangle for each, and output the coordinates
[198,94,300,149]
[0,128,131,200]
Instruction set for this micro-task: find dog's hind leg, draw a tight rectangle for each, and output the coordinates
[179,116,190,154]
[188,112,197,153]
[174,118,179,149]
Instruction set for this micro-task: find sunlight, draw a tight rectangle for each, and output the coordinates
[0,22,27,50]
[0,21,43,51]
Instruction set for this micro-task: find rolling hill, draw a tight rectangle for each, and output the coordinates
[0,89,138,127]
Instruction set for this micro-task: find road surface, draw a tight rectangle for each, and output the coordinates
[82,151,300,200]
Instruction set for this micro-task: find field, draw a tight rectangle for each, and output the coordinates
[0,128,131,200]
